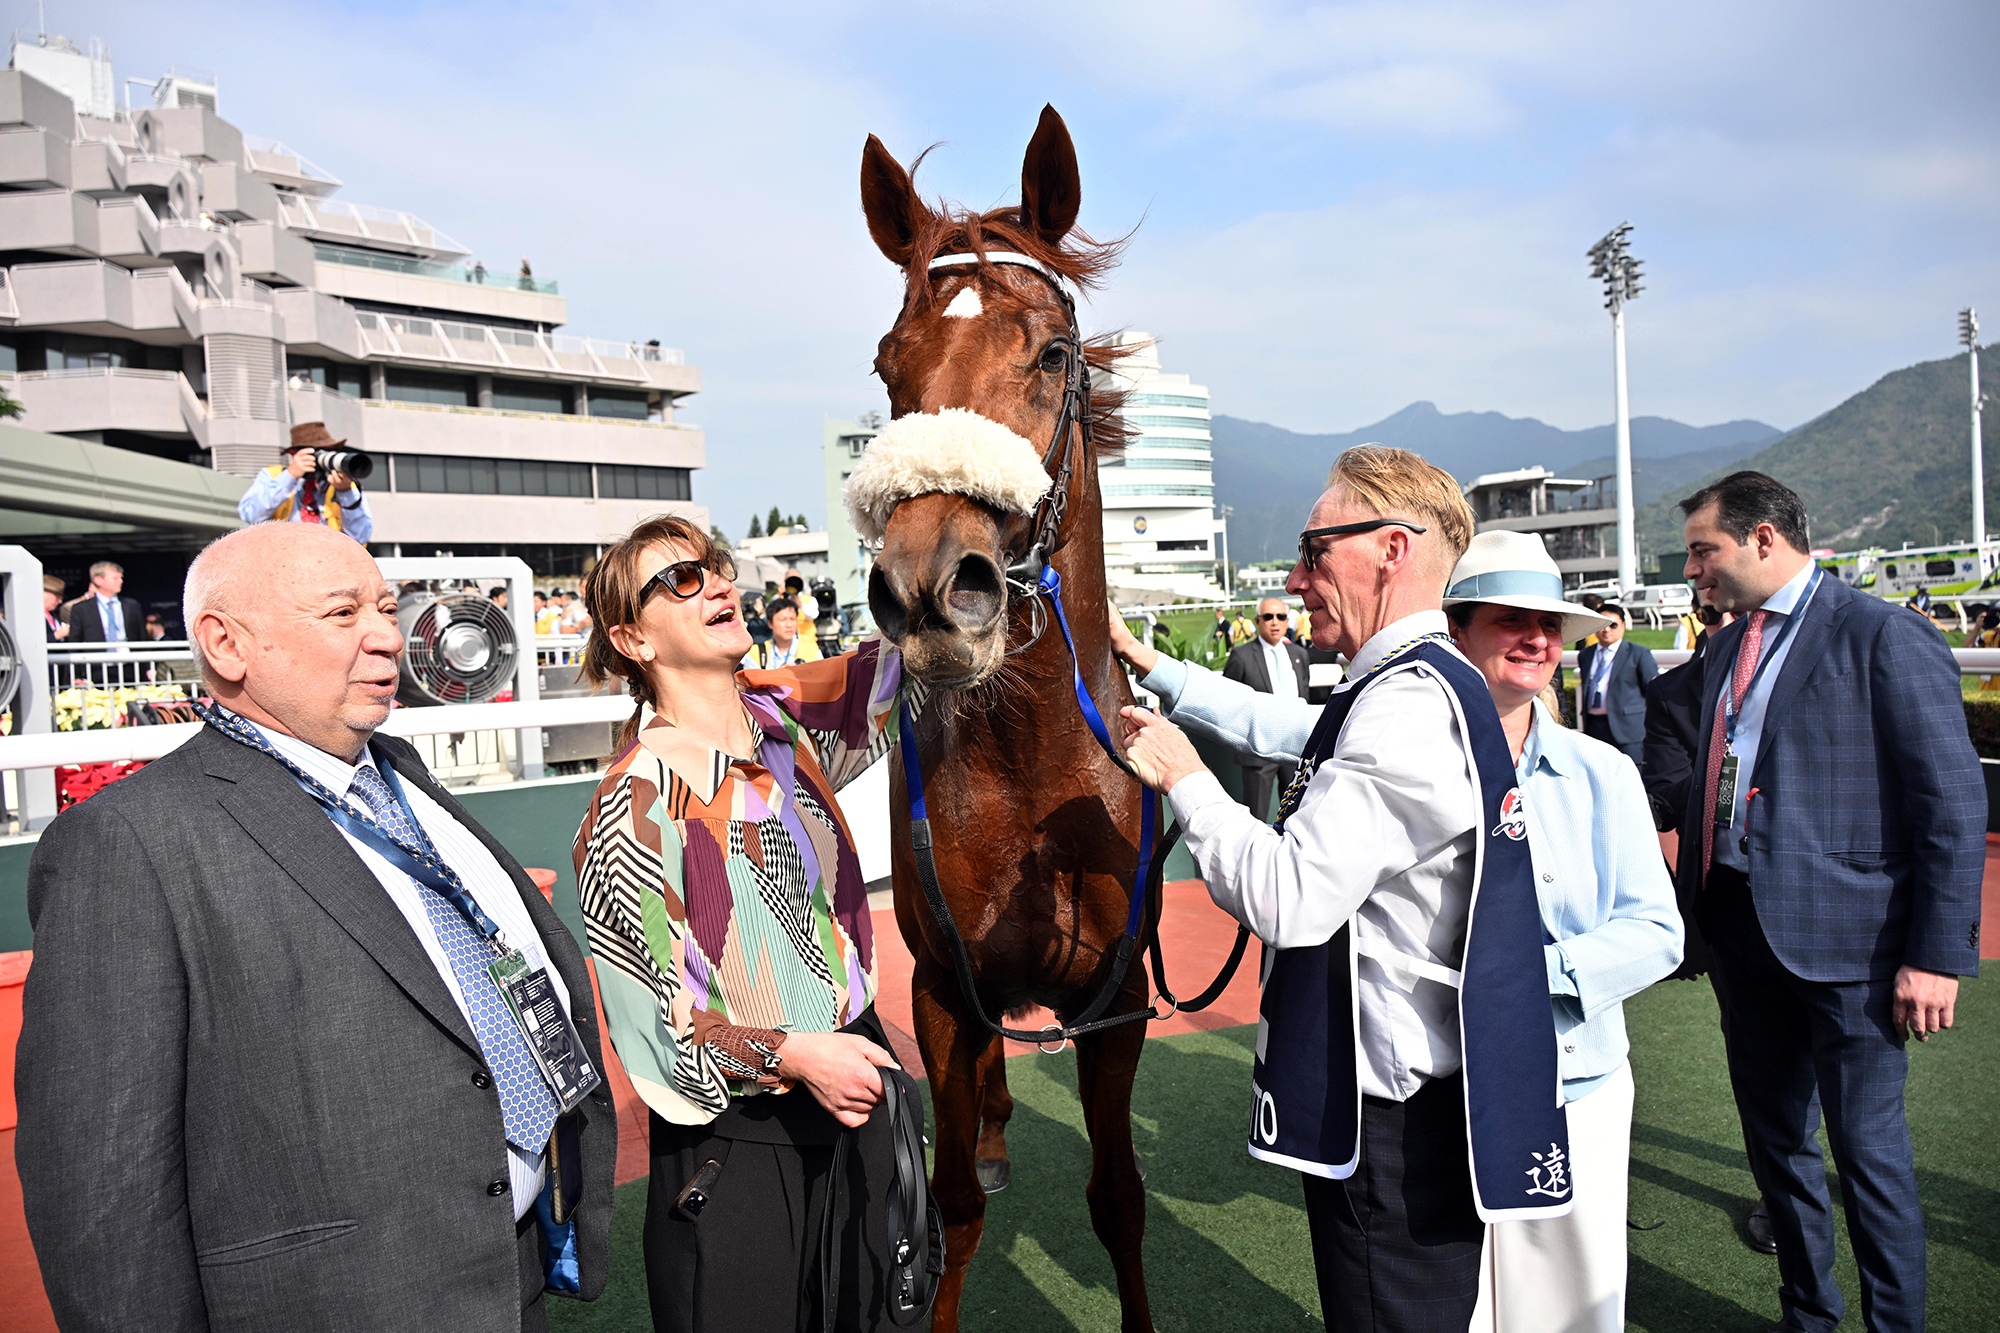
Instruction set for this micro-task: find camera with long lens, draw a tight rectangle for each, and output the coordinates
[810,577,840,654]
[313,447,374,482]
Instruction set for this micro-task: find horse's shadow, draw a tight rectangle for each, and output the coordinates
[942,1028,1325,1330]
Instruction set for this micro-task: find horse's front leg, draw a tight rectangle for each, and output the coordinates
[1074,995,1154,1333]
[912,951,999,1333]
[975,1031,1014,1193]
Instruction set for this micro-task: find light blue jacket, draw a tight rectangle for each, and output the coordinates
[1142,657,1683,1101]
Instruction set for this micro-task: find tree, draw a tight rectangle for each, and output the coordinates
[0,387,21,420]
[792,513,811,532]
[709,524,731,549]
[767,505,784,537]
[747,513,763,539]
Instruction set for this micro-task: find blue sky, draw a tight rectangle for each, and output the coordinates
[33,1,1999,535]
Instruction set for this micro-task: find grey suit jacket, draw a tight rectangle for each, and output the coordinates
[14,726,616,1333]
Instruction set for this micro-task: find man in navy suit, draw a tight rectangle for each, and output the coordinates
[1679,472,1981,1333]
[1577,602,1656,764]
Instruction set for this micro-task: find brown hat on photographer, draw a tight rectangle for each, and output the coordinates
[285,421,345,454]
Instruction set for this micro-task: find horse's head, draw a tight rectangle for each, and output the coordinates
[849,106,1129,690]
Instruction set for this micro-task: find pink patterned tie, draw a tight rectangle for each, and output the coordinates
[1703,609,1769,876]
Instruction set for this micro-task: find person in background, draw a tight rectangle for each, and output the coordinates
[1672,604,1702,650]
[1679,471,1982,1332]
[561,590,592,635]
[1230,606,1255,644]
[743,598,821,669]
[571,516,903,1331]
[1440,531,1682,1332]
[17,523,616,1330]
[1904,586,1932,617]
[66,561,140,644]
[1212,609,1232,653]
[1221,597,1309,820]
[41,574,67,641]
[143,613,166,641]
[238,423,372,544]
[1576,604,1656,765]
[534,591,562,637]
[489,586,509,611]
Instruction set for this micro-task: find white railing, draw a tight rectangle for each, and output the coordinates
[278,195,468,257]
[15,367,182,382]
[351,310,683,379]
[240,136,343,190]
[0,267,14,321]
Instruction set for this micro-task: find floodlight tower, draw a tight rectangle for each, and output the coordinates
[1963,308,1985,564]
[1588,223,1644,594]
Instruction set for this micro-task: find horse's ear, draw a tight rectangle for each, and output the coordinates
[1020,104,1080,246]
[861,134,922,267]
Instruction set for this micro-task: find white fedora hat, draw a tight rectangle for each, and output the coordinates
[1443,531,1612,642]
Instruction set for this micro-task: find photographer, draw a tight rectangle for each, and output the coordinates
[238,423,373,544]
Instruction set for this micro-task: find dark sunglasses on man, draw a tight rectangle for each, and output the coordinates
[1258,612,1288,622]
[641,551,737,603]
[1296,517,1429,567]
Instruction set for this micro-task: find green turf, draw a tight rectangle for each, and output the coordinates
[551,976,1996,1331]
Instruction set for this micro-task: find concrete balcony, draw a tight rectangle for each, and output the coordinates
[368,491,708,548]
[274,287,365,359]
[8,368,200,440]
[234,221,316,287]
[198,161,280,224]
[292,394,707,470]
[0,126,69,190]
[312,258,567,327]
[5,260,183,336]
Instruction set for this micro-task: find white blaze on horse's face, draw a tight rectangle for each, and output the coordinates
[943,285,983,319]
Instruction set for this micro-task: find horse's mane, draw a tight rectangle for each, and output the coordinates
[902,170,1137,456]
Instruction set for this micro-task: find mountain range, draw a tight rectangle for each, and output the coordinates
[1211,404,1784,564]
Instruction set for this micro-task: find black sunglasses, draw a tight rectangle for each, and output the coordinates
[1296,518,1429,566]
[1258,612,1288,622]
[641,553,736,603]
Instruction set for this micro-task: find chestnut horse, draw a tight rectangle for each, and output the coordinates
[858,108,1162,1332]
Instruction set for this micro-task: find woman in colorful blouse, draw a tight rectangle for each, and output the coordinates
[572,515,905,1332]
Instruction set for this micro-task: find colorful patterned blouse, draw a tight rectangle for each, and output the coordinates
[573,641,906,1124]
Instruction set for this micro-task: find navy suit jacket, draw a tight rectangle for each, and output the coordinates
[1577,638,1657,745]
[1675,574,1984,982]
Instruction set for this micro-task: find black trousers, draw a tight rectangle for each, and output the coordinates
[1582,712,1644,766]
[1240,761,1297,823]
[1300,1072,1485,1332]
[1700,866,1925,1333]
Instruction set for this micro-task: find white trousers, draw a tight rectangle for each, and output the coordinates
[1469,1059,1634,1333]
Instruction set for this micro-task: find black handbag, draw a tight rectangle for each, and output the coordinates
[819,1066,945,1330]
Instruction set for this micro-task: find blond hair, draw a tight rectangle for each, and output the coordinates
[1326,445,1476,569]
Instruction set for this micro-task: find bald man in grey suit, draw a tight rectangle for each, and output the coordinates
[15,524,615,1332]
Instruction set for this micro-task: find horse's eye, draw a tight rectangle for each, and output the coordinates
[1039,344,1068,372]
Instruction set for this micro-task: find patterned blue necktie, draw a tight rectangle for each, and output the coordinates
[347,764,561,1153]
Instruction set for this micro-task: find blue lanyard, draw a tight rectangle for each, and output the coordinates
[1723,568,1821,748]
[323,755,507,942]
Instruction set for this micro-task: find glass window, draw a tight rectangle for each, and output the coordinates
[1125,393,1209,409]
[392,453,596,497]
[493,378,567,414]
[385,370,474,407]
[588,390,650,420]
[595,464,690,501]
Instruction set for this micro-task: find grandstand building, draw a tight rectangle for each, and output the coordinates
[0,32,705,597]
[1095,331,1224,600]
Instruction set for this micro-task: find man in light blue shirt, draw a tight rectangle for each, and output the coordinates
[1708,556,1817,873]
[64,561,140,645]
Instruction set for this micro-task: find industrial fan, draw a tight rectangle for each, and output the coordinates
[396,588,518,706]
[0,614,19,710]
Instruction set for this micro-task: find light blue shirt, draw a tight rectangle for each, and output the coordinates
[1515,701,1685,1099]
[95,593,125,641]
[1711,558,1819,872]
[1586,639,1619,713]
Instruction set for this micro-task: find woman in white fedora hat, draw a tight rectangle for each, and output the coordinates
[1443,529,1685,1333]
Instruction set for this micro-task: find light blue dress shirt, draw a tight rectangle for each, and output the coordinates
[95,593,125,642]
[1515,701,1685,1099]
[1710,558,1820,872]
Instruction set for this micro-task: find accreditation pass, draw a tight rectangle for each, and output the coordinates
[490,948,601,1112]
[1713,752,1740,828]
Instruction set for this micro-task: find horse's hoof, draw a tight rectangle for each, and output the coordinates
[976,1157,1011,1193]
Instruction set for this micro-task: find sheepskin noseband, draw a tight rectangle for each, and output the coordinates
[843,408,1053,543]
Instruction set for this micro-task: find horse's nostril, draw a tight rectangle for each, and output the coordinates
[869,567,909,643]
[946,554,1004,629]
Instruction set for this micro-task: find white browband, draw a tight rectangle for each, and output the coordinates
[927,251,1067,292]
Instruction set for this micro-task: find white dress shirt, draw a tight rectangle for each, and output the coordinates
[1711,558,1820,872]
[1586,640,1620,715]
[1159,610,1478,1101]
[249,718,570,1219]
[1262,639,1298,703]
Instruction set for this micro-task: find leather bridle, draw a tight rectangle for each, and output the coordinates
[921,251,1092,599]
